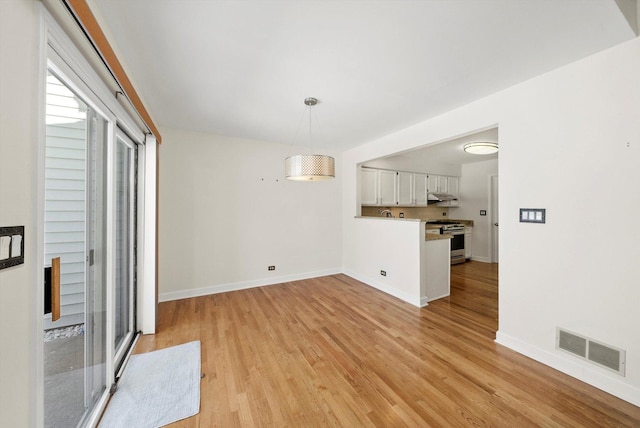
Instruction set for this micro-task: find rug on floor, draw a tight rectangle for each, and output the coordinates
[99,341,201,428]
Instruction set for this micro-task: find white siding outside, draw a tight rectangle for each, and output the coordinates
[44,74,87,329]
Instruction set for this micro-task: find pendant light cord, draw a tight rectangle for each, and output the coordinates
[308,102,312,155]
[286,108,308,157]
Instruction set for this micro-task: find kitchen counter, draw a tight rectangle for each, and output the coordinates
[354,216,421,222]
[424,218,474,227]
[425,233,453,241]
[351,217,451,307]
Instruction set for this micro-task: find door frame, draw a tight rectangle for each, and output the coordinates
[489,174,499,263]
[113,129,137,370]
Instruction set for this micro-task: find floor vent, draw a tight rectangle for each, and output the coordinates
[556,328,626,376]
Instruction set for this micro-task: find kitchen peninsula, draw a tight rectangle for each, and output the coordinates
[348,217,451,307]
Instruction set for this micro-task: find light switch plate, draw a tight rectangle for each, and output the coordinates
[520,208,546,223]
[0,226,25,269]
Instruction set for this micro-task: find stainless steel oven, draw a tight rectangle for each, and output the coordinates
[441,224,465,265]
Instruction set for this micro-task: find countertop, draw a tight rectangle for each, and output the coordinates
[355,216,474,226]
[354,216,421,222]
[424,219,474,227]
[425,234,453,241]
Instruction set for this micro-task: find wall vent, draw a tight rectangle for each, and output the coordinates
[556,328,626,376]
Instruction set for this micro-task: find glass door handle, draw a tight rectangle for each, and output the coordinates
[51,257,61,321]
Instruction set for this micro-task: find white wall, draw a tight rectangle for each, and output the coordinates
[362,157,461,177]
[158,128,342,301]
[343,37,640,405]
[344,218,423,306]
[0,1,39,426]
[457,159,498,262]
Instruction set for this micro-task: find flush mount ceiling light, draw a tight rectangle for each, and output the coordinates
[285,97,335,181]
[463,142,499,155]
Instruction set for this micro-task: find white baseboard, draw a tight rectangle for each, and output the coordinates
[159,268,342,302]
[470,256,491,263]
[427,292,450,302]
[496,331,640,407]
[343,269,421,307]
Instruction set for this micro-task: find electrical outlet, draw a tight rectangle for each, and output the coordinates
[442,212,447,216]
[380,270,387,276]
[268,266,275,271]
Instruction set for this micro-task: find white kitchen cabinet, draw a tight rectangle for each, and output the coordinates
[428,174,449,193]
[414,173,428,206]
[362,168,456,207]
[378,169,397,206]
[465,226,473,259]
[397,171,414,206]
[427,174,438,193]
[430,175,460,207]
[447,176,459,198]
[361,168,379,206]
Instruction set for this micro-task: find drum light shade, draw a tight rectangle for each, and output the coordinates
[463,142,498,155]
[285,97,335,181]
[285,154,335,181]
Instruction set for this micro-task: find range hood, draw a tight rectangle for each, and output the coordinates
[428,192,458,202]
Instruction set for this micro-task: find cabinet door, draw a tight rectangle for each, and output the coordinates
[414,173,428,206]
[427,175,438,193]
[448,176,459,197]
[437,175,448,193]
[378,170,397,206]
[397,172,413,206]
[465,227,473,259]
[427,174,447,193]
[361,168,379,205]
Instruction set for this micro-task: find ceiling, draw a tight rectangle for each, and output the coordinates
[371,127,499,168]
[90,0,635,152]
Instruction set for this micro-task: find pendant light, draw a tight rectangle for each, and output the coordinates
[285,97,335,181]
[463,142,499,155]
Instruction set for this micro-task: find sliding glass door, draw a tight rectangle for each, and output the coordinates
[43,64,140,426]
[43,70,108,427]
[114,131,137,371]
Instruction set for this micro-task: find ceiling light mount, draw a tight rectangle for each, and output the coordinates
[463,142,498,155]
[285,97,335,181]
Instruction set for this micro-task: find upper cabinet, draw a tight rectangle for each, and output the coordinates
[361,168,397,206]
[428,174,458,196]
[378,169,397,206]
[432,175,459,207]
[361,168,459,207]
[414,173,428,206]
[428,174,448,193]
[447,176,459,198]
[397,171,414,206]
[361,168,379,205]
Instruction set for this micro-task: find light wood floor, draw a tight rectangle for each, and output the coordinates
[135,262,640,427]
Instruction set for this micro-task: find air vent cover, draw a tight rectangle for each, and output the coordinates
[556,328,625,376]
[558,329,587,357]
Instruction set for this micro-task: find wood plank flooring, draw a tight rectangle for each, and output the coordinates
[134,262,640,427]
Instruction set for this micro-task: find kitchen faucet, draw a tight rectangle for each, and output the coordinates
[380,209,393,218]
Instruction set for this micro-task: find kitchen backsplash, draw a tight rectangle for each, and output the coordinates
[361,205,449,220]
